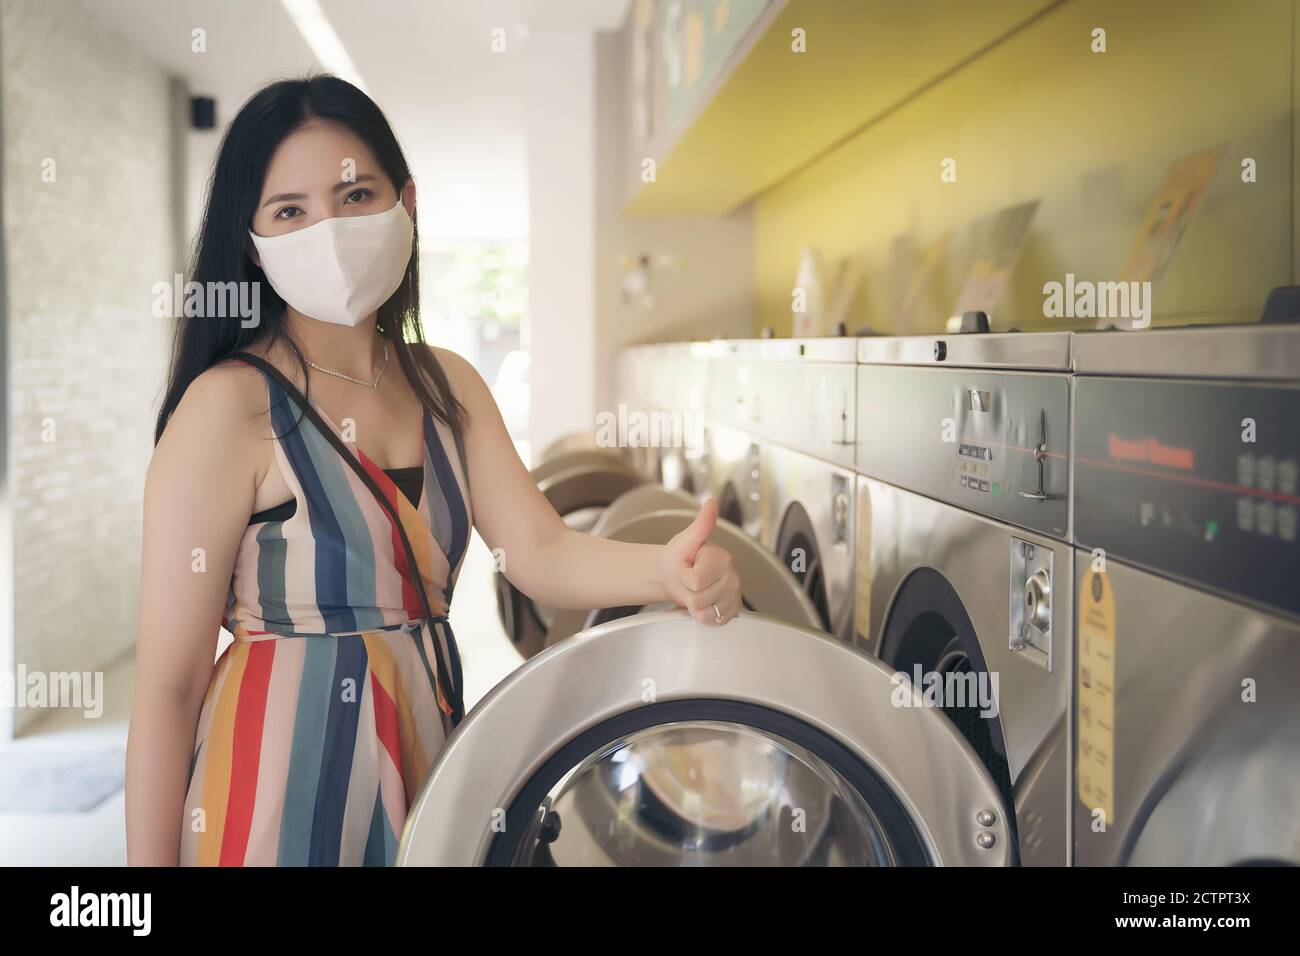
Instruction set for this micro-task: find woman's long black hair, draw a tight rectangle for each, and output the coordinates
[154,74,466,445]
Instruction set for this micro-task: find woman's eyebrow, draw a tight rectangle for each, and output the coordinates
[261,174,379,208]
[262,191,306,207]
[332,173,378,193]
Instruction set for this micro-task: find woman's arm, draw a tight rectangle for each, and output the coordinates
[433,347,741,624]
[126,364,265,865]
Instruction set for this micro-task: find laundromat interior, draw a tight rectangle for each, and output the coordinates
[0,0,1297,888]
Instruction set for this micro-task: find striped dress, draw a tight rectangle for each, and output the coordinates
[180,360,472,866]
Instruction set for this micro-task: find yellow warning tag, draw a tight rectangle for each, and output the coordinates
[1077,568,1116,828]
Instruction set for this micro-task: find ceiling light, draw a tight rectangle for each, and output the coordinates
[279,0,367,91]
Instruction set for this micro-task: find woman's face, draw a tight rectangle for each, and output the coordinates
[251,120,411,239]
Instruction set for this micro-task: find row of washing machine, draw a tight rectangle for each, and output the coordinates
[397,319,1300,867]
[615,321,1300,868]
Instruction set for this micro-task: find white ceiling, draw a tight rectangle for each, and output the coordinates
[82,0,631,239]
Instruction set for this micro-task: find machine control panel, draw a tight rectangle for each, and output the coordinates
[856,365,1070,539]
[958,443,994,492]
[1074,377,1300,619]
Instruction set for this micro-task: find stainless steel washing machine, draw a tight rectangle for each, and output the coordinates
[613,344,661,482]
[1070,323,1300,865]
[751,338,858,643]
[704,339,766,537]
[657,342,712,498]
[615,342,711,494]
[398,610,1014,866]
[855,331,1074,866]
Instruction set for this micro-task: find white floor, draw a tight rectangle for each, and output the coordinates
[0,530,523,867]
[0,653,135,866]
[453,531,530,711]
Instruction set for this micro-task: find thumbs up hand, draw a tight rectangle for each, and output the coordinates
[660,498,741,625]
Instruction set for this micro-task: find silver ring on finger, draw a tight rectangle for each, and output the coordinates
[712,603,723,625]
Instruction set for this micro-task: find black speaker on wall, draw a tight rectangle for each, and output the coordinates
[190,96,216,130]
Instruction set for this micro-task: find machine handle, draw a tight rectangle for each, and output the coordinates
[1019,409,1050,502]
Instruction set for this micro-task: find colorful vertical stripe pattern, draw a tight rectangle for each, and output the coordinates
[180,365,471,866]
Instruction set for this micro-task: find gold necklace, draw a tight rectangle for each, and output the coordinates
[305,343,390,390]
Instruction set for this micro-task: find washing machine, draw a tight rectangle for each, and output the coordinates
[398,610,1014,867]
[615,343,711,494]
[754,338,858,643]
[1070,322,1300,865]
[656,342,712,498]
[854,330,1074,867]
[612,344,661,482]
[496,449,644,658]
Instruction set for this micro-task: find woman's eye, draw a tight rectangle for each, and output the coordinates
[344,188,373,204]
[274,206,302,220]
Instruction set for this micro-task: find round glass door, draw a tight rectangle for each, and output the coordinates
[507,720,900,866]
[482,699,932,867]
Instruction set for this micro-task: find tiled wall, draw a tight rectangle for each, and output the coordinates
[2,0,176,735]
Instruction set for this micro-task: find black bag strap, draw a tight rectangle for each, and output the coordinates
[230,351,465,727]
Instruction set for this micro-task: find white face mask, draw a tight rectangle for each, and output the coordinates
[249,198,414,326]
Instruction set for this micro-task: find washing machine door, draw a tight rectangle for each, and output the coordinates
[496,462,644,658]
[588,485,697,539]
[397,610,1012,866]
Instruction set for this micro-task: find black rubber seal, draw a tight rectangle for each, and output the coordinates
[878,567,1017,855]
[717,481,744,528]
[775,500,831,633]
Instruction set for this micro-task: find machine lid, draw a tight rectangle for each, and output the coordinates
[534,465,644,516]
[856,331,1072,370]
[537,431,604,465]
[397,610,1012,867]
[1072,323,1300,380]
[530,448,633,485]
[546,508,822,645]
[588,485,698,539]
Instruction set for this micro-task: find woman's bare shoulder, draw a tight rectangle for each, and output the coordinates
[154,359,274,470]
[427,344,488,403]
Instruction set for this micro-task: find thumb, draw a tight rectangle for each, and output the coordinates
[674,498,718,565]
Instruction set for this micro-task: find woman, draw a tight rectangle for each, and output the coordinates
[127,75,741,867]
